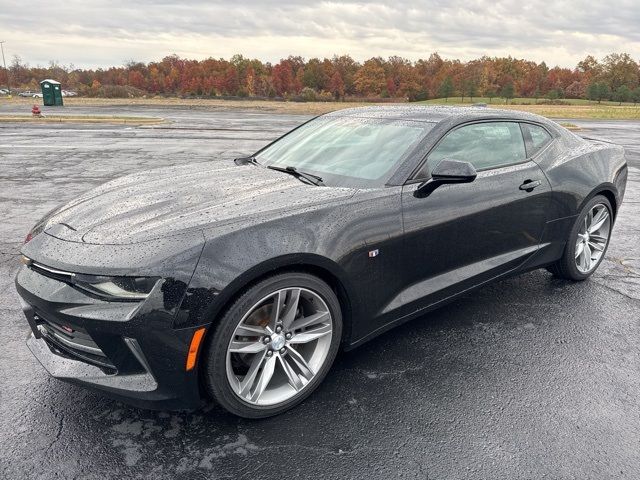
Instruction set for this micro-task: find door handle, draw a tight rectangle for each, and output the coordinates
[519,179,542,192]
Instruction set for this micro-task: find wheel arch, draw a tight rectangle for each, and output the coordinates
[545,183,617,281]
[580,183,618,219]
[199,253,357,349]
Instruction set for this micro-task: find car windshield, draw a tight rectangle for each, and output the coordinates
[255,116,434,188]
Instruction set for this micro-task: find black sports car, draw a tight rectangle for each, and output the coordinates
[16,106,627,418]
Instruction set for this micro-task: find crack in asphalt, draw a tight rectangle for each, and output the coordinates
[250,441,377,457]
[48,412,66,451]
[591,279,640,301]
[345,365,427,379]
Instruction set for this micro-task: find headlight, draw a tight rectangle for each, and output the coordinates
[24,221,46,244]
[24,258,159,301]
[73,274,160,301]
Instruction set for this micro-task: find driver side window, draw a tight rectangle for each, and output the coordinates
[425,122,527,175]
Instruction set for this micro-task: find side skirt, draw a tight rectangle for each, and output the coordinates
[343,241,561,351]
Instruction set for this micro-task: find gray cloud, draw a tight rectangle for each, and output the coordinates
[1,0,639,68]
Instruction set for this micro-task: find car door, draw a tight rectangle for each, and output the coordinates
[397,120,552,315]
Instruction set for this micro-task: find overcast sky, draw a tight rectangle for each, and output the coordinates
[2,0,639,69]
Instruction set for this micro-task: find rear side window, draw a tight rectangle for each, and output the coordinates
[524,124,553,155]
[427,122,526,171]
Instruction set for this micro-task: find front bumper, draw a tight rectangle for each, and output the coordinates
[16,263,207,411]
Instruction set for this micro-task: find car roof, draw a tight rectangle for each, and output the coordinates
[325,105,551,126]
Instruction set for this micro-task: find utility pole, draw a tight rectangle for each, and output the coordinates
[0,41,9,92]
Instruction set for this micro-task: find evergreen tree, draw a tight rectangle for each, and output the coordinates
[597,82,611,103]
[614,85,631,105]
[438,76,454,102]
[463,79,478,102]
[500,82,515,104]
[587,82,610,103]
[485,88,497,104]
[586,82,599,102]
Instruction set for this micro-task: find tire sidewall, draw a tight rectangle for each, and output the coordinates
[203,272,342,418]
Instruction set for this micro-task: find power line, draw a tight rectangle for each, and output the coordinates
[0,41,10,92]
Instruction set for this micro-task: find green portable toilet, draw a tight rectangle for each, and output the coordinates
[40,79,63,106]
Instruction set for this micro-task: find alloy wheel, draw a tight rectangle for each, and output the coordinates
[575,203,611,273]
[225,287,333,406]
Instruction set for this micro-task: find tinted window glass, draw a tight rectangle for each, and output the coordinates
[256,117,434,188]
[526,124,552,154]
[428,122,526,171]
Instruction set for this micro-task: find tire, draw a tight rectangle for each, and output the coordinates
[547,194,613,281]
[203,272,343,418]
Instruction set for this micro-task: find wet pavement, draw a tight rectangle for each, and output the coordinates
[0,105,639,479]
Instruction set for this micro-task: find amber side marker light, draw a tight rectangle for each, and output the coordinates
[20,255,32,265]
[186,327,206,371]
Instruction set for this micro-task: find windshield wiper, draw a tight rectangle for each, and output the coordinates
[267,165,324,186]
[237,157,324,186]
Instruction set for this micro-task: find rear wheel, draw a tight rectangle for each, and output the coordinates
[547,195,613,281]
[203,272,342,418]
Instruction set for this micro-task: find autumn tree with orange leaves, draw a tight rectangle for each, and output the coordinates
[4,52,639,103]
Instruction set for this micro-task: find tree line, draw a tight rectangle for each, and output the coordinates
[2,52,640,103]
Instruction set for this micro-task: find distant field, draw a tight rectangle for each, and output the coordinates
[2,95,639,120]
[419,97,640,119]
[420,96,639,107]
[495,104,640,120]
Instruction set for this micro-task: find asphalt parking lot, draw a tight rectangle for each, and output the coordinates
[1,104,639,479]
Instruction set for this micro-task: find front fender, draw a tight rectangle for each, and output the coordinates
[174,214,362,330]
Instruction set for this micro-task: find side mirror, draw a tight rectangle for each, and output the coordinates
[415,159,477,198]
[431,159,477,182]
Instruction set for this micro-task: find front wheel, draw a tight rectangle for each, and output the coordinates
[203,272,342,418]
[547,195,613,281]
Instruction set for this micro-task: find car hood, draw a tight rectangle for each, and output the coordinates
[43,161,357,245]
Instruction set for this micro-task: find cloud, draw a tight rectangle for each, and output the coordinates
[1,0,639,68]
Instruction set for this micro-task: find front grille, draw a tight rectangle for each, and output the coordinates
[34,310,116,371]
